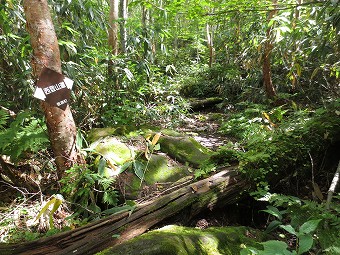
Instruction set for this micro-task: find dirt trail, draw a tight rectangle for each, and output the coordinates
[178,112,229,150]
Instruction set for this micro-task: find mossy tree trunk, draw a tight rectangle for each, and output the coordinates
[23,0,84,178]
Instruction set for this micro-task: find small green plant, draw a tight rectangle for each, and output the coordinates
[35,194,64,229]
[242,205,321,255]
[194,163,217,179]
[242,191,340,255]
[60,164,119,220]
[0,109,10,129]
[0,111,49,162]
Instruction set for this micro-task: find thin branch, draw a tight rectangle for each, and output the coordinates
[204,1,330,15]
[309,151,315,185]
[325,160,340,210]
[0,105,16,117]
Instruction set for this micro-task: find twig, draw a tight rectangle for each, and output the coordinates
[0,105,16,117]
[309,152,315,185]
[325,160,340,210]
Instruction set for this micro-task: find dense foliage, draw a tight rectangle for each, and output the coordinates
[0,0,339,253]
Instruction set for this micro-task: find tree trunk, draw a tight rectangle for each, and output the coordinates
[108,0,119,89]
[206,24,215,68]
[262,0,278,100]
[23,0,84,178]
[290,0,302,90]
[142,4,150,60]
[0,167,249,255]
[119,0,128,54]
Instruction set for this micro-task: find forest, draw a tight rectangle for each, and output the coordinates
[0,0,339,254]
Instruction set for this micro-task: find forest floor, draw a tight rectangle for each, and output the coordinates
[0,106,266,244]
[179,112,227,149]
[159,109,267,230]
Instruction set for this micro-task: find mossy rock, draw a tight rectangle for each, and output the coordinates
[159,135,212,167]
[144,154,190,184]
[87,128,118,143]
[117,154,191,199]
[87,127,156,143]
[96,225,263,255]
[90,137,133,165]
[87,128,211,199]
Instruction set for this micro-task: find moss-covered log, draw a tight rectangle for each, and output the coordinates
[189,97,224,111]
[0,167,249,255]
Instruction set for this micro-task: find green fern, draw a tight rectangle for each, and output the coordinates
[0,109,9,129]
[103,189,118,206]
[0,111,49,162]
[99,177,115,190]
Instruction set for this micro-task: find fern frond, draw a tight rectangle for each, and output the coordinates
[99,177,115,190]
[0,111,49,161]
[103,189,118,206]
[0,109,9,129]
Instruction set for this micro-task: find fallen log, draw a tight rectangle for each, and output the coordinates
[0,167,249,255]
[189,97,223,111]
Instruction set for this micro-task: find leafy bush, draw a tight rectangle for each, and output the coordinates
[241,193,340,254]
[179,63,247,100]
[219,100,340,183]
[60,164,119,221]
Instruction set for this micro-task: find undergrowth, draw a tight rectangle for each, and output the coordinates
[0,110,49,162]
[214,100,340,254]
[216,99,340,185]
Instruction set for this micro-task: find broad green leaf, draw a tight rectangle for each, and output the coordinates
[280,224,297,235]
[98,158,107,176]
[261,205,283,220]
[311,67,320,79]
[294,63,302,77]
[76,129,84,151]
[261,240,292,255]
[118,161,133,174]
[35,195,64,229]
[35,197,56,222]
[133,161,145,180]
[297,234,313,255]
[265,220,282,234]
[299,219,321,234]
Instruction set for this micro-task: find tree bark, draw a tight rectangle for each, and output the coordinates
[142,4,150,60]
[119,0,128,54]
[262,0,278,100]
[0,167,249,255]
[108,0,119,89]
[23,0,84,178]
[206,24,215,68]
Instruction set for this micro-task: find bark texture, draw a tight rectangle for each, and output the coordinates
[23,0,83,177]
[262,0,278,99]
[0,167,249,255]
[119,0,128,54]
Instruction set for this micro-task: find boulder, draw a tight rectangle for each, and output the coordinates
[96,225,263,255]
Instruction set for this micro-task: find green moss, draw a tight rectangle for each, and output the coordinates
[159,136,211,167]
[87,128,117,143]
[121,154,191,199]
[87,126,156,142]
[92,137,132,165]
[161,129,183,137]
[97,225,263,255]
